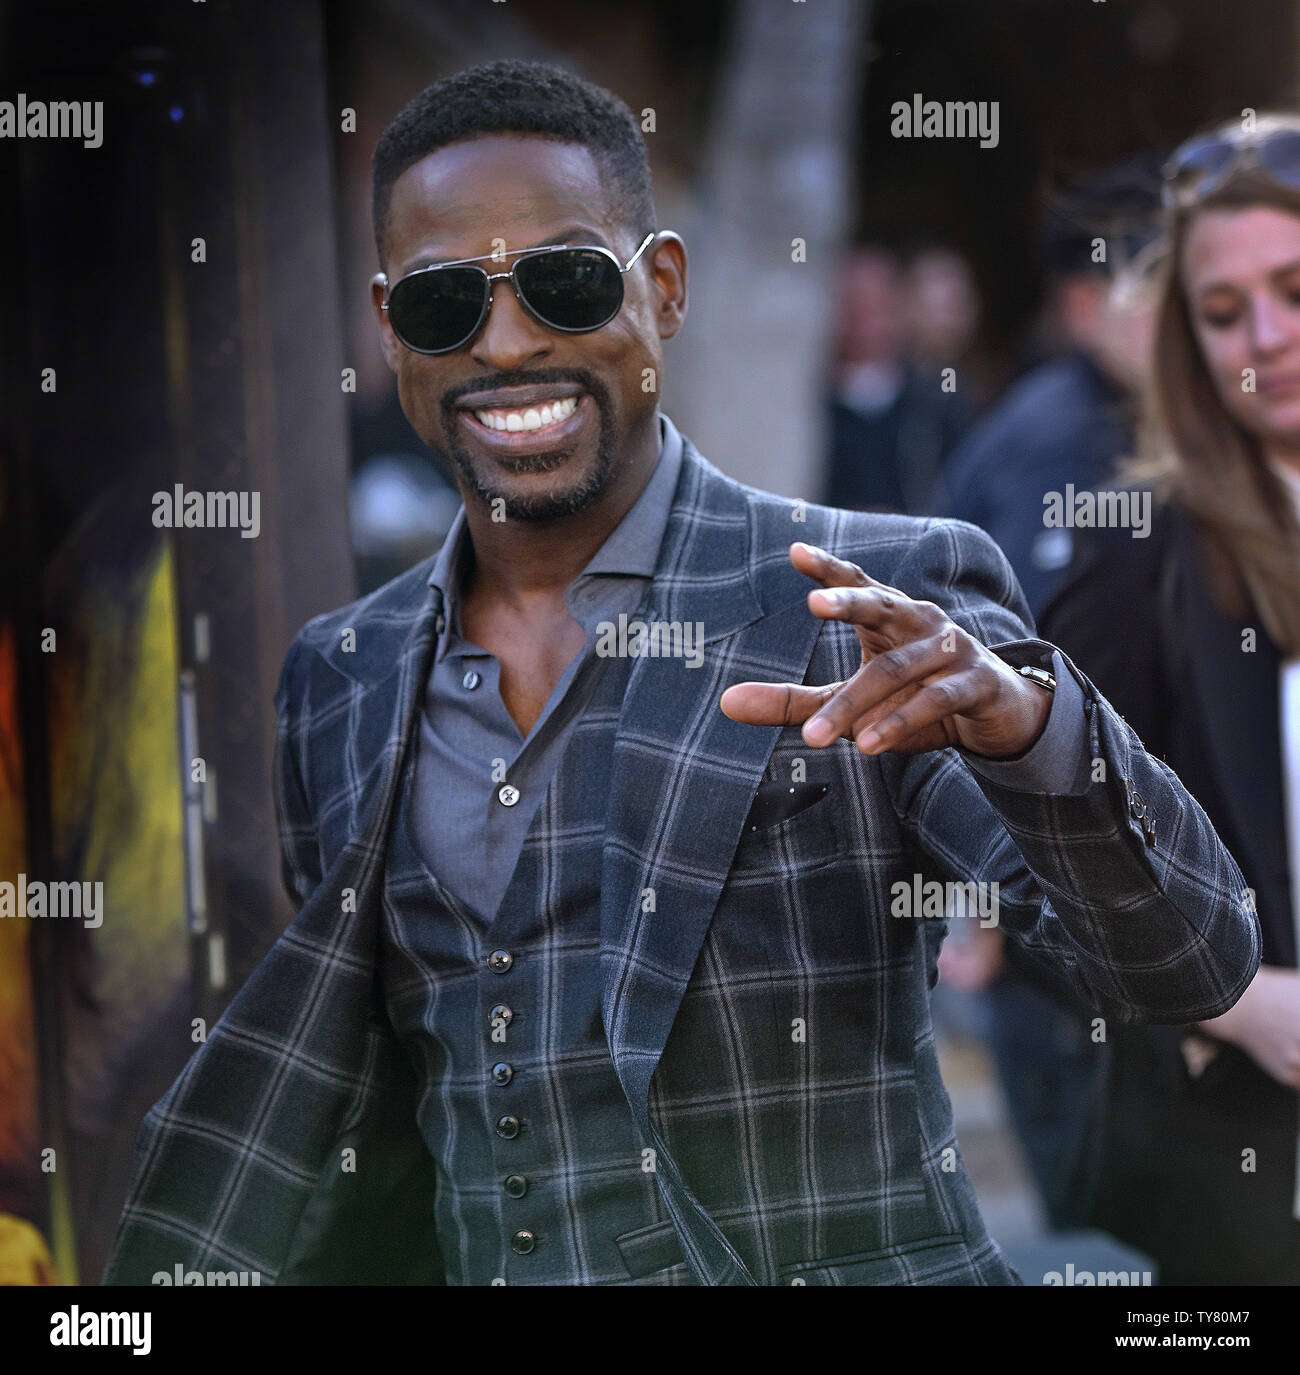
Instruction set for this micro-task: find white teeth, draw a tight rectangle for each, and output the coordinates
[472,395,578,433]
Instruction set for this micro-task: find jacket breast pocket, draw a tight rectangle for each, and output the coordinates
[742,781,831,833]
[731,780,839,876]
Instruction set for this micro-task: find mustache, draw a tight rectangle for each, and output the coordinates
[441,366,610,409]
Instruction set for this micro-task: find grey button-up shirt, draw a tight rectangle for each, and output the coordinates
[412,416,685,924]
[412,411,1088,925]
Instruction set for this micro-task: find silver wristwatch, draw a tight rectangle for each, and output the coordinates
[1016,664,1057,692]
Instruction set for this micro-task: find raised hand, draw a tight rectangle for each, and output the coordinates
[719,542,1051,760]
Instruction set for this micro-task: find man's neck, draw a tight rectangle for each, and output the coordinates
[459,411,662,607]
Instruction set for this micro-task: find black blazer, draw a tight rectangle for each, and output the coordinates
[1041,495,1300,1283]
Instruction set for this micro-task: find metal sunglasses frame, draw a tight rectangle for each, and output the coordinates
[379,230,658,354]
[1162,127,1300,209]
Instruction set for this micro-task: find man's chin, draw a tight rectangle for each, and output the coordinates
[481,451,572,478]
[453,444,612,523]
[463,468,607,524]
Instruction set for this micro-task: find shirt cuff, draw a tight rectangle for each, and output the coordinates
[958,650,1091,795]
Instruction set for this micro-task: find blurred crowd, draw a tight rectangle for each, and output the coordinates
[826,115,1300,1287]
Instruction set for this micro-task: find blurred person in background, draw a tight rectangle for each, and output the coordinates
[1041,113,1300,1283]
[824,244,975,514]
[937,159,1164,618]
[934,160,1165,1235]
[902,243,983,379]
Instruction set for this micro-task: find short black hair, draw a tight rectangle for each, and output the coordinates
[372,60,656,266]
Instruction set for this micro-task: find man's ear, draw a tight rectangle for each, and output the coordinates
[371,273,402,371]
[647,231,687,340]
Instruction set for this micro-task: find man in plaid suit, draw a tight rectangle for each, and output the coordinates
[104,62,1259,1287]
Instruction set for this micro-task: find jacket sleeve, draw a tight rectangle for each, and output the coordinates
[273,632,323,911]
[879,518,1261,1025]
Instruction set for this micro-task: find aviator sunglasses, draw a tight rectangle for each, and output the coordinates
[379,231,658,354]
[1162,126,1300,209]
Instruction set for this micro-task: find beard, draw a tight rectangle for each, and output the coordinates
[438,366,617,524]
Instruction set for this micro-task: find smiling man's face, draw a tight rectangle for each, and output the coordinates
[372,135,674,523]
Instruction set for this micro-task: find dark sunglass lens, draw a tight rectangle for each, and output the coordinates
[388,267,486,352]
[1259,130,1300,188]
[515,249,623,330]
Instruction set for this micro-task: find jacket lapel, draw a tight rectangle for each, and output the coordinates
[599,441,825,1110]
[318,571,444,871]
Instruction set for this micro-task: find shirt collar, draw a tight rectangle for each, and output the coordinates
[427,411,684,602]
[579,411,683,578]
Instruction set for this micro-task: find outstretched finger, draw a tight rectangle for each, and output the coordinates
[789,541,879,590]
[719,680,839,729]
[790,542,913,598]
[805,584,933,643]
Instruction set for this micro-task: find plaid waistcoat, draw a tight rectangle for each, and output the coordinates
[103,432,1260,1287]
[383,632,700,1284]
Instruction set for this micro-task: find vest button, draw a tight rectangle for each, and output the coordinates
[487,950,514,973]
[504,1174,528,1199]
[495,1115,521,1140]
[491,1062,514,1086]
[498,784,520,807]
[511,1229,536,1255]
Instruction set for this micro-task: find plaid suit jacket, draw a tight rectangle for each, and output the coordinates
[103,432,1260,1286]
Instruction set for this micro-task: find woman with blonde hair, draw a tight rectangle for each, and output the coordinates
[1041,112,1300,1283]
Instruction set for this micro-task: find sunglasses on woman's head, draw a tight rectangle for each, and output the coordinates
[379,231,658,355]
[1163,127,1300,209]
